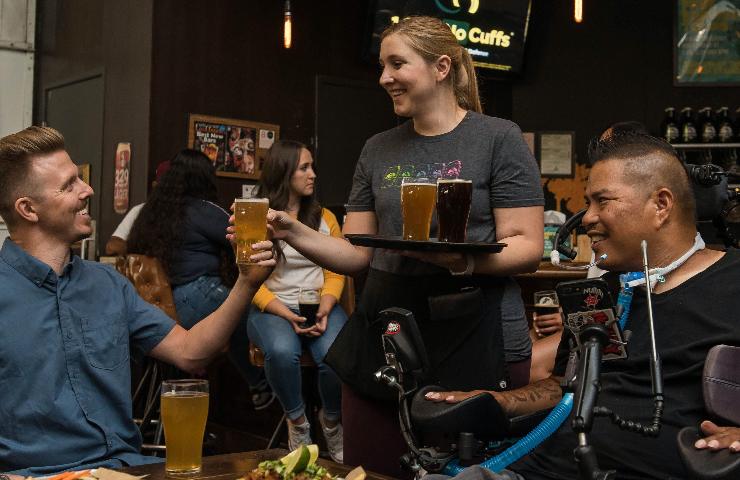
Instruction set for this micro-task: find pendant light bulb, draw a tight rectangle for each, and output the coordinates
[284,1,292,49]
[574,0,583,23]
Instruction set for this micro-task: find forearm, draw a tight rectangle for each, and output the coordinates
[263,298,294,319]
[493,376,563,417]
[177,277,256,370]
[472,233,542,276]
[284,222,371,274]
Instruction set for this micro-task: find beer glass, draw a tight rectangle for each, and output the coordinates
[401,177,436,241]
[161,379,209,475]
[234,197,269,266]
[298,288,321,327]
[436,179,473,243]
[533,290,560,316]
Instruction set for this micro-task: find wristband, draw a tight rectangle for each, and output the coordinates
[449,253,475,276]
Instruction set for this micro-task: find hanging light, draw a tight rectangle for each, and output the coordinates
[574,0,583,23]
[284,0,292,49]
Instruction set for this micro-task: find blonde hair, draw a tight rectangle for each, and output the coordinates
[0,126,65,226]
[381,16,482,113]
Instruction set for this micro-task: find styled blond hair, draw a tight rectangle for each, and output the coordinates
[0,126,65,226]
[381,16,482,113]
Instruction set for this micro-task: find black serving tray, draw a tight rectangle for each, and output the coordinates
[345,234,506,253]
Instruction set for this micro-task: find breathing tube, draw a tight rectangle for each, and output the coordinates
[443,393,574,476]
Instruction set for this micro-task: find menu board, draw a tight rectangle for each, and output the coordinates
[187,114,280,179]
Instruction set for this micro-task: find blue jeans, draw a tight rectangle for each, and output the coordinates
[247,303,347,421]
[172,275,263,386]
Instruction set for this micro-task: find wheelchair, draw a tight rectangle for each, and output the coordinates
[374,307,740,480]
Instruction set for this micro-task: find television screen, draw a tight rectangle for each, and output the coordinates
[365,0,532,74]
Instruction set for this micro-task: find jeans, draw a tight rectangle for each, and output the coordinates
[247,303,348,421]
[172,275,263,386]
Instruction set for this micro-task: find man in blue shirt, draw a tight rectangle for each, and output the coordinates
[0,126,275,476]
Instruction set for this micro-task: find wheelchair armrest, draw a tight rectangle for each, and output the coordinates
[677,426,740,480]
[410,385,508,439]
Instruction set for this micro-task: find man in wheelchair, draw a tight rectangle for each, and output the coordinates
[413,133,740,479]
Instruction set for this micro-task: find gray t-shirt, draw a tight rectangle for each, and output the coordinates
[347,111,544,361]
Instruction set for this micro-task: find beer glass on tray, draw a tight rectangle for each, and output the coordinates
[161,379,209,475]
[436,178,473,243]
[401,177,436,241]
[234,197,269,266]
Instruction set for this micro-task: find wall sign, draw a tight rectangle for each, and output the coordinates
[187,114,280,180]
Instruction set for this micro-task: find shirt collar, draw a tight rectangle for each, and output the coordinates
[0,237,78,287]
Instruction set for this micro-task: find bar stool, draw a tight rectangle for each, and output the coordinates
[117,254,180,454]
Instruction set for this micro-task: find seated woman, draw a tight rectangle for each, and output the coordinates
[248,140,347,462]
[127,149,273,409]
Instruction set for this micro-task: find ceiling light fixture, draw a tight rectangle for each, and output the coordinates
[284,1,292,49]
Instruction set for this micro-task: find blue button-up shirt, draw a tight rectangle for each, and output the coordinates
[0,239,176,475]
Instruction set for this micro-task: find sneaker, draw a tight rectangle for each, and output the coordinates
[287,418,313,451]
[319,410,343,464]
[250,382,276,411]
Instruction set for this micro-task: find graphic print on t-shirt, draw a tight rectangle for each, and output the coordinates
[381,160,463,188]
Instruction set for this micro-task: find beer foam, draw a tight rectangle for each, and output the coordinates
[235,197,269,203]
[437,178,472,183]
[402,182,435,187]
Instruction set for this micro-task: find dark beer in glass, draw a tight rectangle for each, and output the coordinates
[436,179,473,243]
[298,288,320,327]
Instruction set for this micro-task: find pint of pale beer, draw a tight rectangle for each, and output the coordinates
[401,178,436,241]
[161,379,209,475]
[436,179,473,243]
[234,197,269,265]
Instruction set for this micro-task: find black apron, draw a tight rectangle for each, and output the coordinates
[325,268,509,401]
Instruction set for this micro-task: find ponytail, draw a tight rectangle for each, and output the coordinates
[455,47,482,113]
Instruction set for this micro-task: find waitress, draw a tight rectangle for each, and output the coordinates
[264,16,543,477]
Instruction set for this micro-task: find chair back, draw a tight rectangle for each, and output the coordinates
[117,254,180,323]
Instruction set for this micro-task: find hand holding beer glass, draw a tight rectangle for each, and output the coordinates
[532,290,563,338]
[161,379,209,475]
[436,178,473,243]
[234,197,269,266]
[401,177,436,241]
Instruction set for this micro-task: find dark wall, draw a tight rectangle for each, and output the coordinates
[36,0,153,251]
[512,0,740,165]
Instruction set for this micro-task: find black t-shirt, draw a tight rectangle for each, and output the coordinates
[512,249,740,480]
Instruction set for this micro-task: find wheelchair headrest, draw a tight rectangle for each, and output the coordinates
[703,344,740,426]
[410,385,508,439]
[379,307,429,375]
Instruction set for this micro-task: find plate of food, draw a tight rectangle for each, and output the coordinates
[241,445,365,480]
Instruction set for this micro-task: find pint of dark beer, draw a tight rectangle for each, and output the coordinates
[298,288,320,327]
[533,290,559,315]
[436,179,473,243]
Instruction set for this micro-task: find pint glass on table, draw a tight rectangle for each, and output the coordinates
[436,179,473,243]
[161,379,209,475]
[234,197,269,266]
[401,178,436,241]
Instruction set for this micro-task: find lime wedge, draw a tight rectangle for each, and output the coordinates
[307,444,319,465]
[281,445,311,474]
[345,466,366,480]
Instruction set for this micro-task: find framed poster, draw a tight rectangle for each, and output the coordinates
[538,132,575,178]
[77,163,90,185]
[674,0,740,86]
[187,114,280,180]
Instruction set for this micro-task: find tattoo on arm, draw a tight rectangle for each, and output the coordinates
[497,377,563,417]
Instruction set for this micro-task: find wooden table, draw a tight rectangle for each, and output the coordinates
[121,450,397,480]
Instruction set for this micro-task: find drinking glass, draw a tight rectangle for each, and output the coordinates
[533,290,560,316]
[436,178,473,243]
[400,177,436,241]
[234,197,269,266]
[298,288,321,327]
[161,379,209,475]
